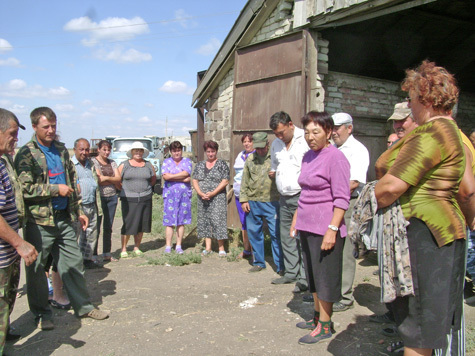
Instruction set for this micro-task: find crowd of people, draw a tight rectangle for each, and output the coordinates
[0,60,474,356]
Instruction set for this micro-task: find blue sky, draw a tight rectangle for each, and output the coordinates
[0,0,247,147]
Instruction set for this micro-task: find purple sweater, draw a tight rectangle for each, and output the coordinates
[295,145,351,237]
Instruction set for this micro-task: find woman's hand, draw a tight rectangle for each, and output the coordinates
[290,210,298,239]
[241,202,250,213]
[321,230,337,250]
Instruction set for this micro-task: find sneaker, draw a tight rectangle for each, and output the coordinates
[298,321,333,344]
[332,302,354,312]
[202,250,212,256]
[271,276,295,284]
[83,308,110,320]
[248,265,264,273]
[175,247,184,254]
[164,246,172,254]
[84,259,103,269]
[36,317,54,331]
[369,311,395,324]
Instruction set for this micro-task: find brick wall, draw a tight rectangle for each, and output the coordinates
[324,71,404,118]
[204,69,234,161]
[457,92,475,135]
[249,0,293,45]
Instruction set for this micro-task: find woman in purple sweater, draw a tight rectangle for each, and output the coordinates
[290,111,350,345]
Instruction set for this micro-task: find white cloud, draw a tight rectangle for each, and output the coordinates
[93,47,152,63]
[174,9,198,29]
[138,116,151,123]
[55,104,75,112]
[144,103,154,108]
[0,39,12,52]
[0,57,20,67]
[7,104,29,116]
[159,80,194,95]
[64,16,150,44]
[0,79,71,99]
[196,37,221,56]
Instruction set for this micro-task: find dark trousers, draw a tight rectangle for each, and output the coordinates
[95,195,118,256]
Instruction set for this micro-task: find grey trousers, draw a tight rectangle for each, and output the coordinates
[77,202,98,261]
[279,194,306,286]
[340,198,357,305]
[24,211,94,318]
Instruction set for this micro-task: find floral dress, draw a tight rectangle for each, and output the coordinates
[192,159,229,240]
[161,157,192,226]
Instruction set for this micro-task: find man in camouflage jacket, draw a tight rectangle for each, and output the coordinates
[14,107,109,330]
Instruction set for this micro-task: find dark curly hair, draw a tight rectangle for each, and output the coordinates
[203,140,219,151]
[169,140,183,150]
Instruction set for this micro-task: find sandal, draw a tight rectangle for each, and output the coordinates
[103,256,119,262]
[120,251,128,259]
[133,249,143,257]
[218,250,227,257]
[202,250,212,256]
[49,300,71,310]
[387,340,404,353]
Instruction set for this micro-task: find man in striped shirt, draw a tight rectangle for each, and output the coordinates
[0,108,38,353]
[72,138,102,269]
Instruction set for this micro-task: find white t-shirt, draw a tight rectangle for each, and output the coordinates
[336,134,369,183]
[270,126,310,196]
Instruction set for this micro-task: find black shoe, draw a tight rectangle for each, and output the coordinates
[369,311,395,324]
[302,294,314,303]
[248,266,264,273]
[332,302,354,312]
[271,276,295,284]
[6,331,21,341]
[84,260,103,269]
[292,282,308,293]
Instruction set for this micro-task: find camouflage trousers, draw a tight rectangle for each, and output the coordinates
[0,258,20,354]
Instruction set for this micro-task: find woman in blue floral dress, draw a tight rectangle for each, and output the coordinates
[162,141,192,254]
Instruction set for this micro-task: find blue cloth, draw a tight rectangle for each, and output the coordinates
[246,200,283,271]
[37,140,67,210]
[71,156,97,204]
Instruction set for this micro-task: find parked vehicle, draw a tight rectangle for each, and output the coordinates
[108,136,163,194]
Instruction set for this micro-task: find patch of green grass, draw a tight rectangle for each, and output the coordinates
[226,247,244,262]
[143,250,202,266]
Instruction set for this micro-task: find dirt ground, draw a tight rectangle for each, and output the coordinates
[5,228,475,356]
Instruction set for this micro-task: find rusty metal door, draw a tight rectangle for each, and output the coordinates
[228,31,309,229]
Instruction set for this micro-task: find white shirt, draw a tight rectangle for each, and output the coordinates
[270,126,310,196]
[336,134,369,183]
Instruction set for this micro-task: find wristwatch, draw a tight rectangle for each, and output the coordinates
[328,225,338,231]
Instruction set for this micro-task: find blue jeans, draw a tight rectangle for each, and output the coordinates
[246,201,283,271]
[95,195,118,256]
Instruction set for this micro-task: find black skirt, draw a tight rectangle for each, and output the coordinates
[300,231,345,303]
[120,195,152,235]
[390,218,465,350]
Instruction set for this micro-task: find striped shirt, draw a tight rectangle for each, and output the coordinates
[0,159,19,268]
[72,156,98,204]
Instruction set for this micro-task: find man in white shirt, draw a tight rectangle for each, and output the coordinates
[331,112,370,312]
[268,111,309,292]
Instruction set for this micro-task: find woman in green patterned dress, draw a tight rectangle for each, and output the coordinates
[375,60,475,356]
